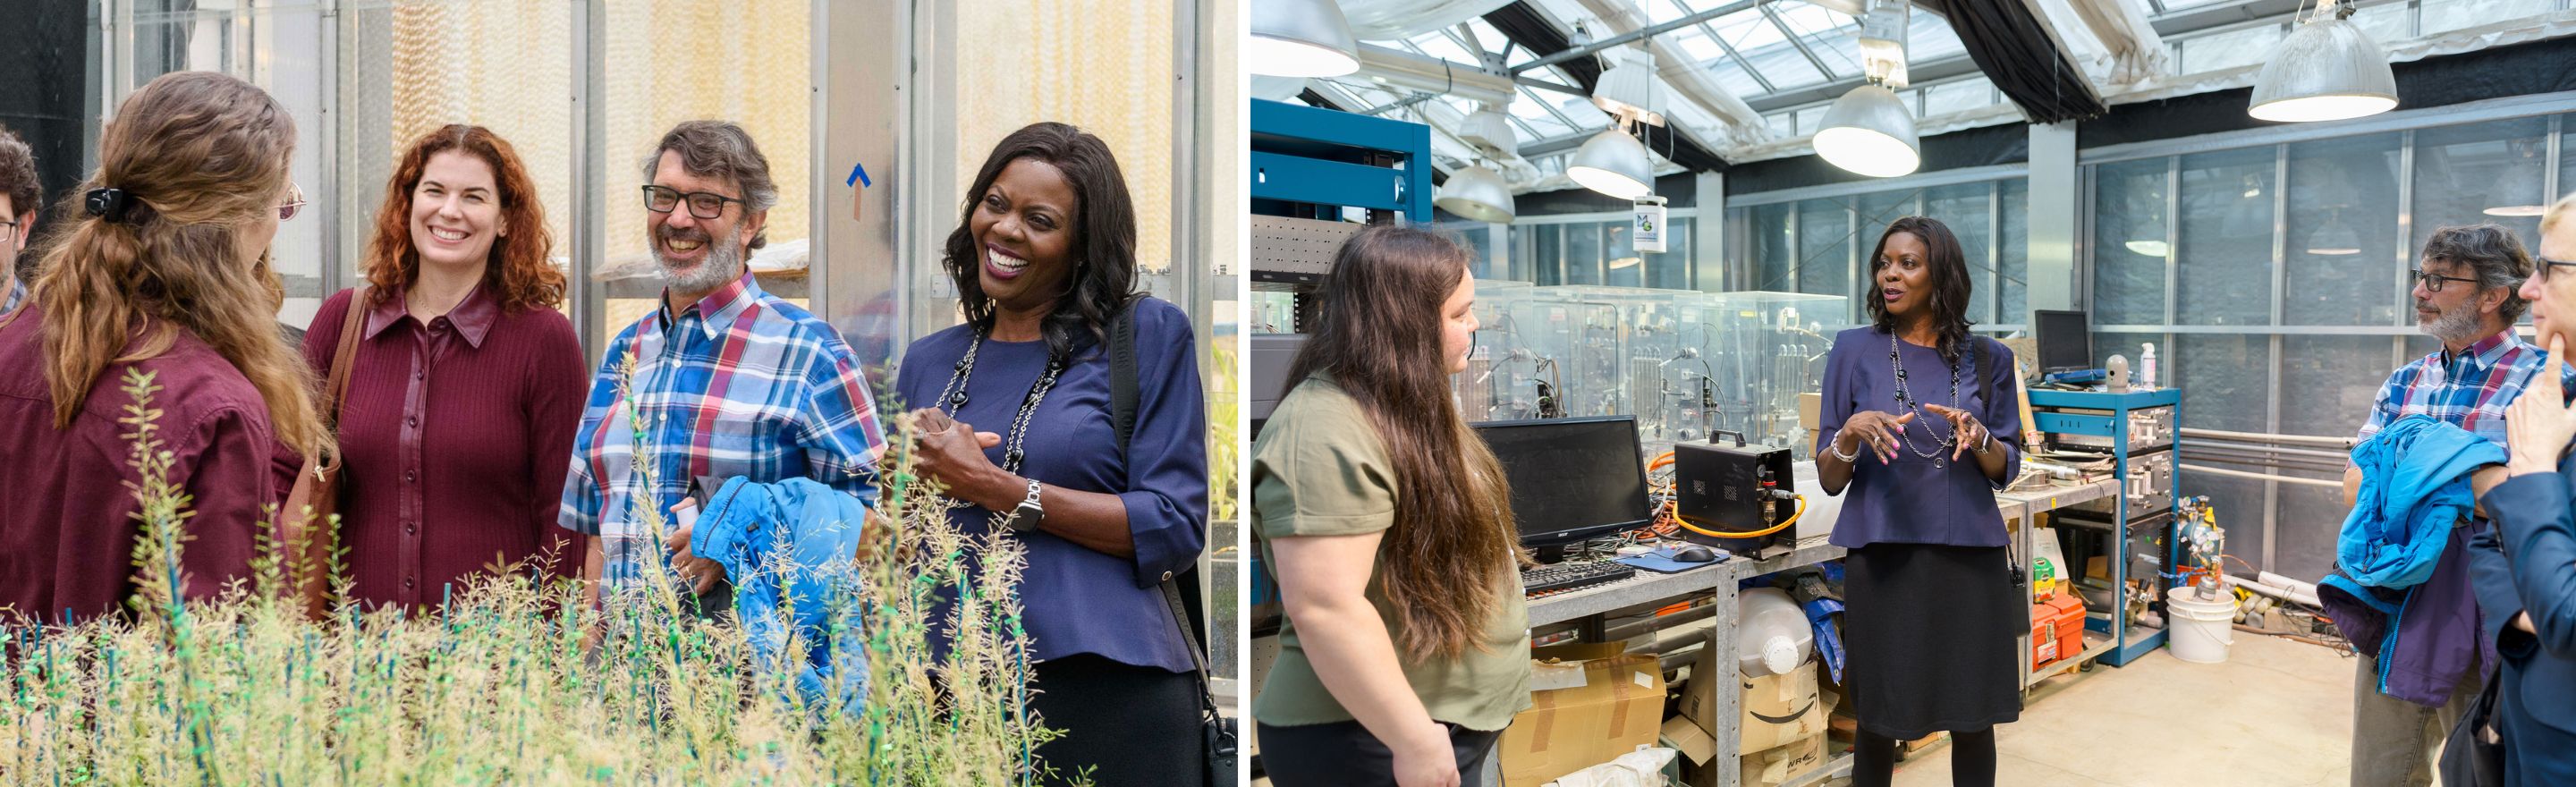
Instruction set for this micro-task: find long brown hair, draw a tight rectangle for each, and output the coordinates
[1281,224,1523,661]
[361,124,564,312]
[23,71,328,454]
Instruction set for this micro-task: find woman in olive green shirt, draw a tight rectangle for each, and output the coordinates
[1252,225,1530,787]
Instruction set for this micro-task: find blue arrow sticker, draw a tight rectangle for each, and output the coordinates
[846,162,871,188]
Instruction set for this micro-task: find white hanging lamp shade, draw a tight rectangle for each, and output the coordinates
[1250,0,1361,78]
[1458,109,1519,158]
[1566,128,1655,200]
[1590,47,1665,127]
[1435,164,1518,224]
[2248,10,2396,123]
[2306,214,2361,256]
[1815,84,1919,178]
[2485,156,2546,216]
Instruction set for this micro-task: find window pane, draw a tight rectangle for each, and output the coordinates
[2411,117,2550,267]
[2421,0,2557,36]
[1919,78,1995,117]
[2176,147,2275,326]
[1649,220,1693,291]
[1928,182,1996,325]
[1999,180,2029,326]
[2280,335,2392,437]
[1565,223,1603,285]
[2286,133,2403,326]
[1856,190,1914,256]
[2177,24,2283,74]
[2271,483,2341,586]
[1527,224,1563,285]
[1750,203,1795,291]
[1605,221,1643,288]
[1797,199,1854,321]
[2174,334,2270,434]
[2092,158,2168,326]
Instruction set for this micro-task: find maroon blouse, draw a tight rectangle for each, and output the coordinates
[297,285,589,610]
[0,304,277,624]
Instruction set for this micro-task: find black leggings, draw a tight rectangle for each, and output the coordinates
[1026,654,1203,786]
[1852,725,1995,787]
[1258,720,1504,787]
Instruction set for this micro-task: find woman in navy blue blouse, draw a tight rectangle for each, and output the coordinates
[895,123,1209,785]
[1814,216,2024,787]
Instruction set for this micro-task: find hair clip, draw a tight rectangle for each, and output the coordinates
[84,188,131,222]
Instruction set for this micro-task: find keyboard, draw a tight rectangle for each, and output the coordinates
[1521,560,1638,595]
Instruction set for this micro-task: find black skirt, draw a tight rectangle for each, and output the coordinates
[1841,542,2023,740]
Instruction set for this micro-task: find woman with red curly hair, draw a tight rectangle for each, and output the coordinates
[295,124,589,613]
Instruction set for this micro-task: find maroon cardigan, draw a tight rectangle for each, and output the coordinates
[0,304,276,624]
[295,285,589,611]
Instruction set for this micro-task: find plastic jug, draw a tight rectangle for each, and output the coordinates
[1738,588,1815,676]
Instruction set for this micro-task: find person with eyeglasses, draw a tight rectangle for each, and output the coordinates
[2327,224,2544,786]
[281,124,589,616]
[559,121,886,616]
[0,72,328,624]
[0,123,39,317]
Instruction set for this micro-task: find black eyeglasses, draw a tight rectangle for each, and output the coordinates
[2540,256,2576,283]
[2411,268,2481,292]
[0,218,15,242]
[641,185,746,220]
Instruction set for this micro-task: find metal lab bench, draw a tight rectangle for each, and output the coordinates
[1519,478,2121,787]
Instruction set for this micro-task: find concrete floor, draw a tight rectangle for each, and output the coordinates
[1875,632,2359,787]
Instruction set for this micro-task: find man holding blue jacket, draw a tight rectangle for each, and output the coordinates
[2334,224,2538,787]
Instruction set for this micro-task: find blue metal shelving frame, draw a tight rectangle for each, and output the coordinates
[2029,387,2184,667]
[1249,98,1433,222]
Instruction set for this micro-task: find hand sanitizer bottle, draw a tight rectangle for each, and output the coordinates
[2140,343,2158,389]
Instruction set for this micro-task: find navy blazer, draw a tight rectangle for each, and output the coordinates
[2468,448,2576,786]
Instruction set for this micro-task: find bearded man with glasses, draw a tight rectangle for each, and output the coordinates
[2330,223,2556,787]
[559,120,887,617]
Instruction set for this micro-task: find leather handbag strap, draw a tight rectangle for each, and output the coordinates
[315,287,369,468]
[1111,302,1218,710]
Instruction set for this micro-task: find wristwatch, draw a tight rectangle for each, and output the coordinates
[1001,478,1045,533]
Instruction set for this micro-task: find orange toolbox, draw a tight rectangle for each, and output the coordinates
[2029,593,2087,667]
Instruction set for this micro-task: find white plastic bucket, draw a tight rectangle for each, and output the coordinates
[2164,585,2238,664]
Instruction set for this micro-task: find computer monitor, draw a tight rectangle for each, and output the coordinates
[2033,309,2095,375]
[1471,417,1654,560]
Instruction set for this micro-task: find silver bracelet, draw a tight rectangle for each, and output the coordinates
[1826,433,1861,463]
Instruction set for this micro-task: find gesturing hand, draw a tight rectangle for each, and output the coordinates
[1923,403,1990,461]
[2504,334,2576,477]
[906,408,1005,504]
[1835,410,1916,465]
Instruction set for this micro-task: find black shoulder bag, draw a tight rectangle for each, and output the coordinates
[1970,339,2028,592]
[1110,303,1239,786]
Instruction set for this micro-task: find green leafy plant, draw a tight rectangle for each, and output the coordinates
[0,366,1071,785]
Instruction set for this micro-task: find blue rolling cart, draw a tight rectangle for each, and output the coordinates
[2029,387,2183,667]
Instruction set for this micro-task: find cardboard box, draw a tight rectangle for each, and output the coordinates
[1797,392,1822,431]
[1678,642,1834,751]
[1739,733,1826,787]
[1500,644,1668,787]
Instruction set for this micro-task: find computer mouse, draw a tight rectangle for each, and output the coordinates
[1672,545,1717,563]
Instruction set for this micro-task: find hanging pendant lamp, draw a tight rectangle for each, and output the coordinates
[1816,83,1920,178]
[2248,2,2396,123]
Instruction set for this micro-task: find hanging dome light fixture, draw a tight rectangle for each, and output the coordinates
[1567,124,1657,199]
[2248,1,2397,123]
[1816,84,1921,178]
[2306,207,2362,256]
[1817,0,1919,178]
[1249,0,1361,78]
[1435,162,1518,224]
